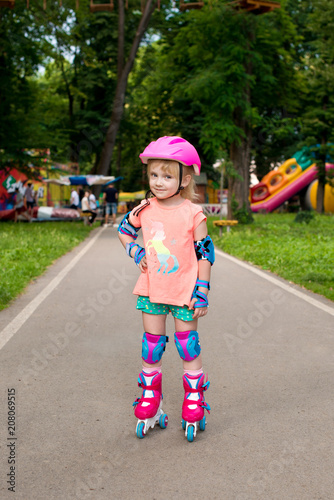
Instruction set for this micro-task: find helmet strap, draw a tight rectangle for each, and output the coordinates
[177,163,184,194]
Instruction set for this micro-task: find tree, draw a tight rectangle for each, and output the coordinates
[123,1,302,214]
[0,1,46,173]
[1,0,151,175]
[34,1,121,168]
[0,0,84,171]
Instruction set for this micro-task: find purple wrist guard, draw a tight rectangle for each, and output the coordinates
[191,279,210,308]
[126,242,146,266]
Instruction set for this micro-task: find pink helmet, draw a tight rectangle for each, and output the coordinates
[139,136,201,175]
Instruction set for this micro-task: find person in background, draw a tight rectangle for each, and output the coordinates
[81,190,97,225]
[70,187,80,210]
[88,189,97,212]
[25,182,35,217]
[78,185,85,209]
[88,189,98,223]
[102,182,118,227]
[34,188,39,207]
[14,187,31,223]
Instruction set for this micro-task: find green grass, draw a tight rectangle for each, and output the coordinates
[0,221,98,310]
[208,213,334,302]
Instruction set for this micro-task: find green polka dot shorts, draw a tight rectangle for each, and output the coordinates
[136,296,194,322]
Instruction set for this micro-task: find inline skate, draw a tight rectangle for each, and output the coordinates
[133,370,168,438]
[181,372,210,442]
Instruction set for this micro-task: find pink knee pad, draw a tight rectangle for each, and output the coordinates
[174,330,201,361]
[142,332,169,364]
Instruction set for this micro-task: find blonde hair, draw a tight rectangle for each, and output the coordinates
[147,159,198,202]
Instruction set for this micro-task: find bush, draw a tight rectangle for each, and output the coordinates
[294,211,315,224]
[232,199,254,224]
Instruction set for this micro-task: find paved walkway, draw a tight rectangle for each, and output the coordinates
[0,226,333,499]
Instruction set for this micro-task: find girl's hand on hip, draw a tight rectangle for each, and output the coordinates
[190,299,208,319]
[139,256,147,273]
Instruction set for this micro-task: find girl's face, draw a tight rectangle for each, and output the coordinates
[149,164,179,200]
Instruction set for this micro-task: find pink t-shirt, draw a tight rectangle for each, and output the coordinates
[130,197,206,307]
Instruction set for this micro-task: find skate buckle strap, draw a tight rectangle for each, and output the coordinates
[137,374,161,391]
[185,372,210,393]
[200,401,211,414]
[184,397,211,414]
[133,392,163,408]
[186,380,210,393]
[203,372,210,391]
[138,381,160,391]
[203,380,210,391]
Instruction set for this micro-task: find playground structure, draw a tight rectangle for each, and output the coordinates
[250,148,334,213]
[228,0,280,14]
[304,179,334,213]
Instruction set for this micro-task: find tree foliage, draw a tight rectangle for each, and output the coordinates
[0,1,46,172]
[122,0,304,200]
[1,0,334,210]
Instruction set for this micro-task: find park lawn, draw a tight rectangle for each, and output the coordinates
[208,213,334,302]
[0,221,98,310]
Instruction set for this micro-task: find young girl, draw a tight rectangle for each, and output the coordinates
[118,136,215,442]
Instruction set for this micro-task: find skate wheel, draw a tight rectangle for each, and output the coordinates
[199,416,206,431]
[159,414,168,429]
[136,421,146,439]
[187,425,194,442]
[182,419,186,430]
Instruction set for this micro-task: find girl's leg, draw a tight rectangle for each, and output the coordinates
[133,312,168,427]
[142,312,167,369]
[174,317,210,439]
[174,317,203,371]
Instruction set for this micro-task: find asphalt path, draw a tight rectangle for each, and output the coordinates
[0,225,333,500]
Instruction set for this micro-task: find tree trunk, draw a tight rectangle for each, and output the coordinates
[316,100,329,214]
[116,139,122,176]
[59,50,78,164]
[316,179,325,213]
[97,0,156,176]
[227,16,254,219]
[228,114,252,218]
[117,0,125,81]
[316,155,326,214]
